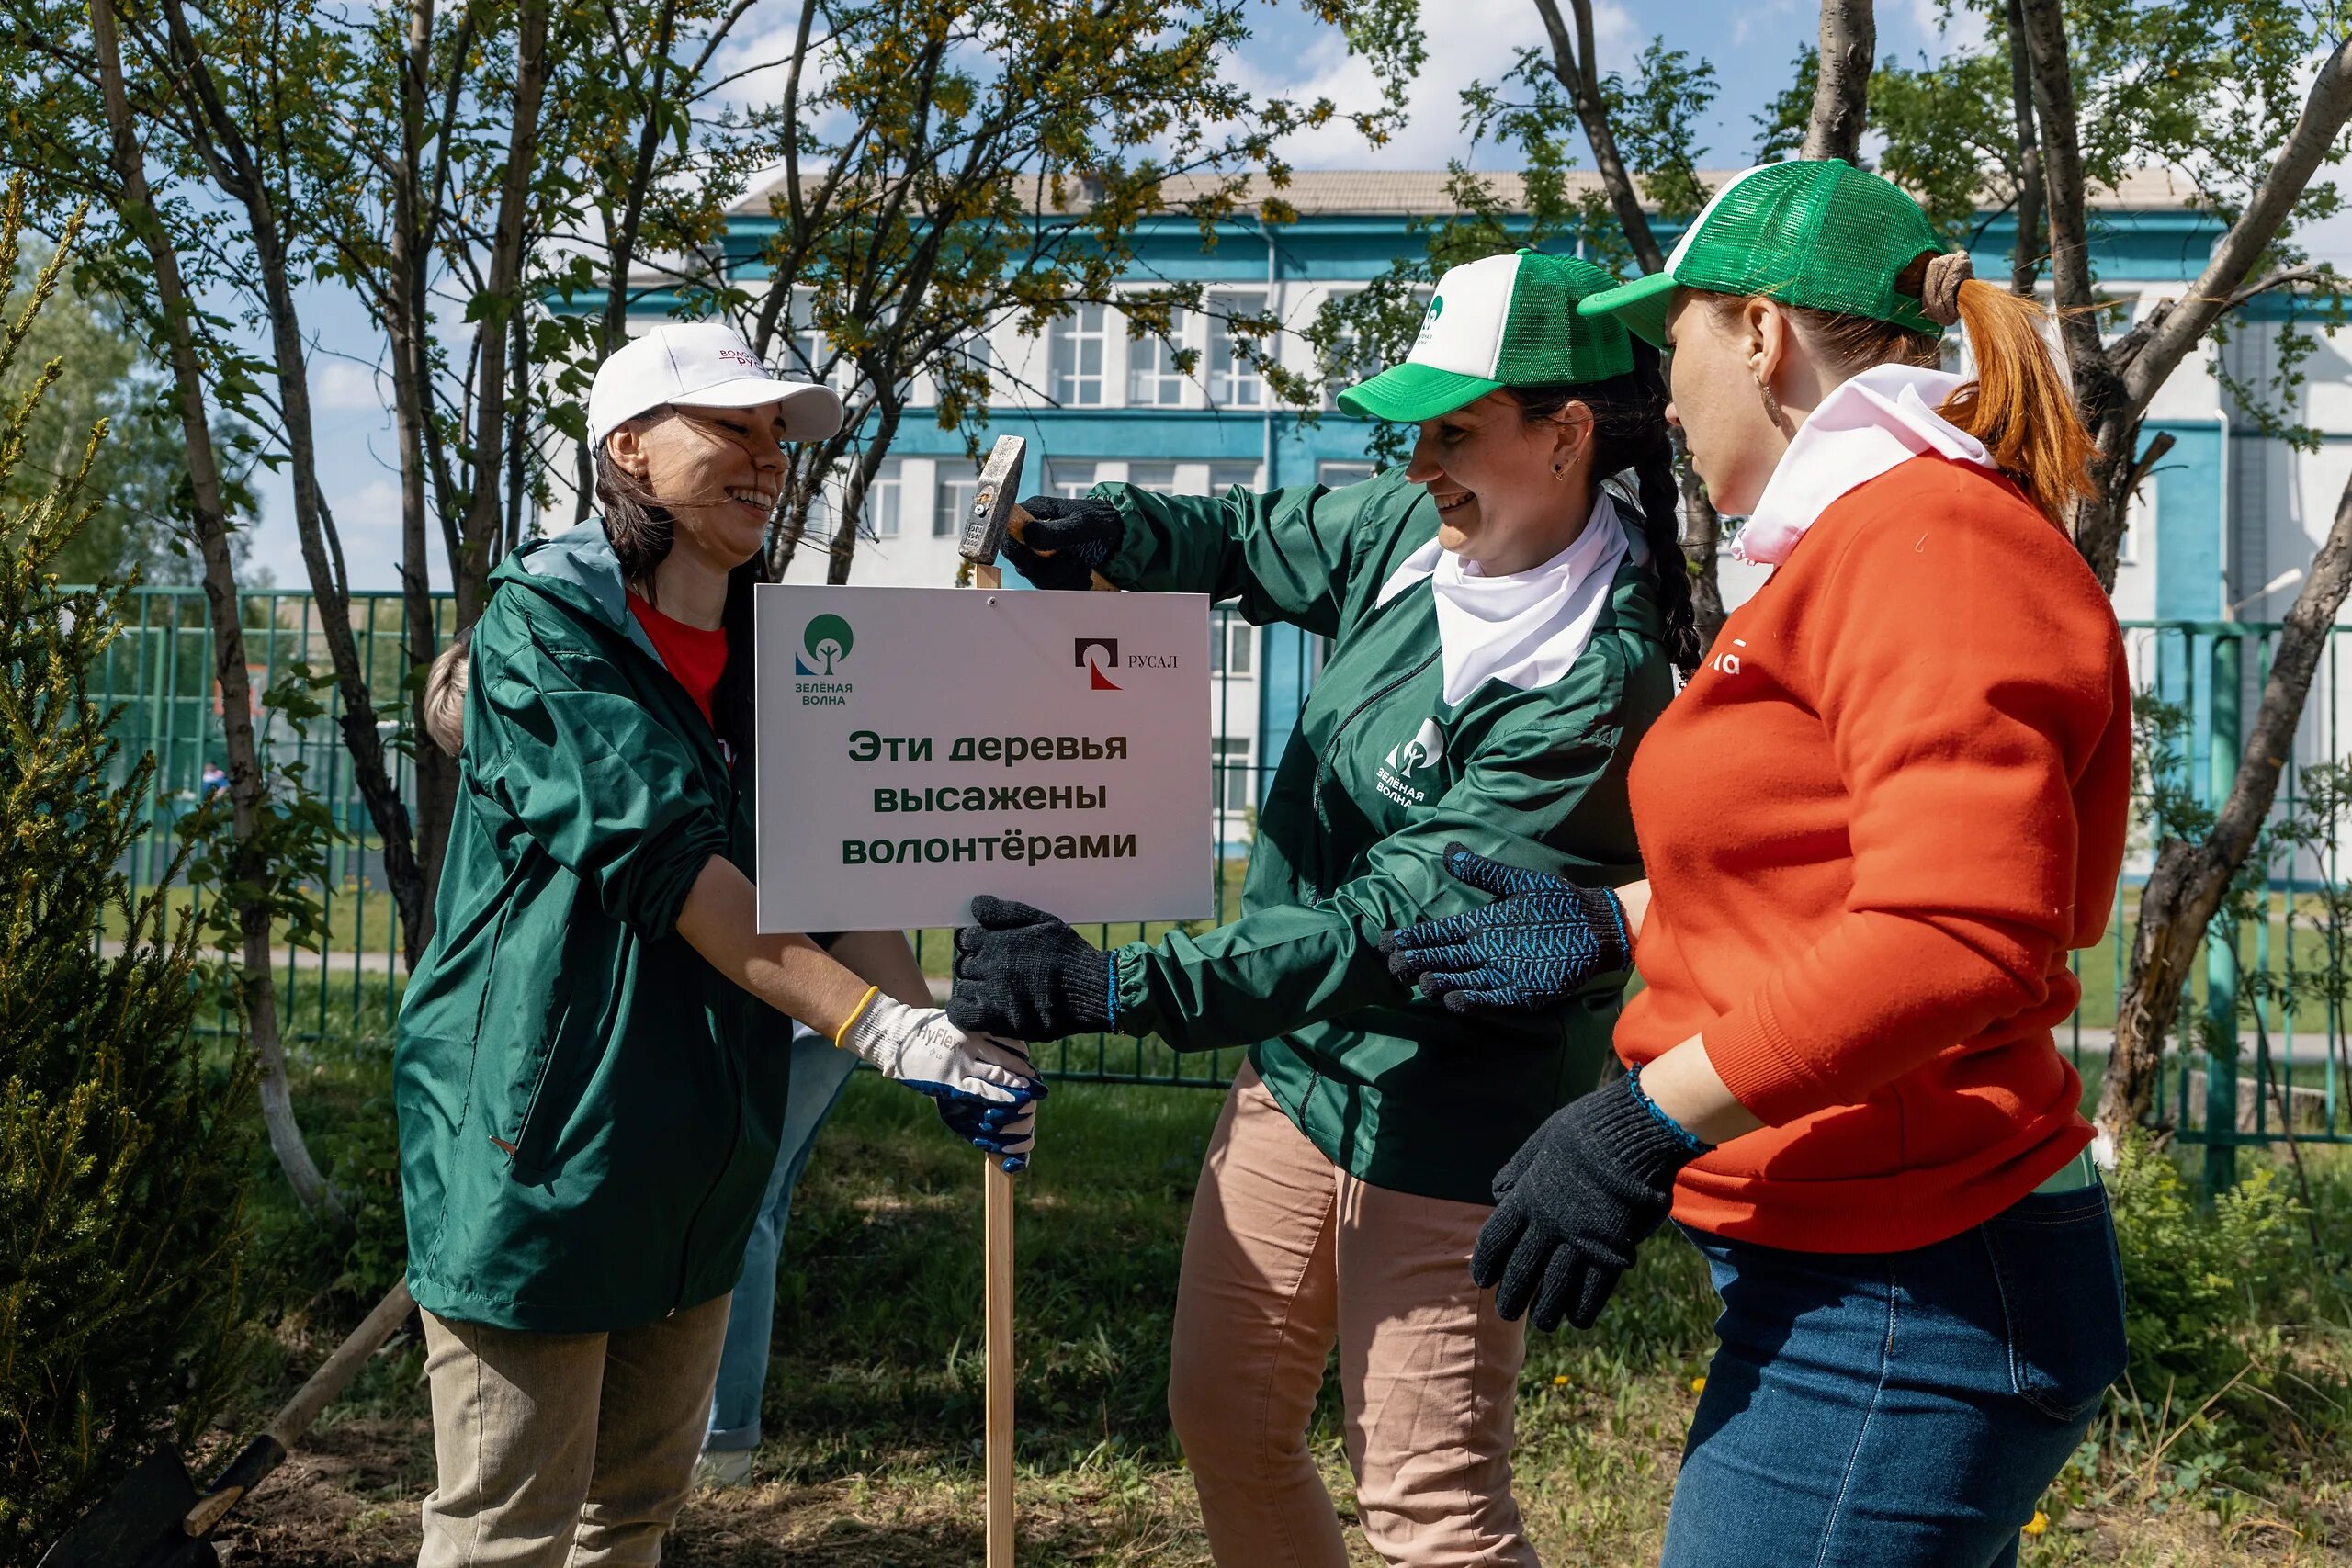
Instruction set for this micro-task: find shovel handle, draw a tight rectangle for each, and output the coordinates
[181,1280,417,1537]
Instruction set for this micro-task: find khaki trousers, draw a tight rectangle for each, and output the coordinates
[1168,1066,1537,1568]
[417,1292,731,1568]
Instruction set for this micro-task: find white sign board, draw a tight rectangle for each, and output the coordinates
[753,584,1214,932]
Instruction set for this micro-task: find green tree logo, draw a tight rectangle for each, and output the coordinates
[803,614,854,675]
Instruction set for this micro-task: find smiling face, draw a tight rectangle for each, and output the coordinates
[609,402,790,572]
[1401,390,1595,577]
[1660,289,1795,518]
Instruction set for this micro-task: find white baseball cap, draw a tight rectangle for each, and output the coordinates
[586,321,843,447]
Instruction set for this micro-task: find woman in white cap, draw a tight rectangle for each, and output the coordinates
[393,321,1045,1567]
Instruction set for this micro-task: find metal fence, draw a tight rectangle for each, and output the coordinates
[85,588,2352,1173]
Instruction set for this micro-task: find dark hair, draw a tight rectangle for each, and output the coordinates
[594,410,766,757]
[1507,338,1700,677]
[1701,254,2094,528]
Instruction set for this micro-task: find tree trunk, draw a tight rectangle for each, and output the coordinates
[1803,0,1875,164]
[2002,0,2044,296]
[156,0,432,966]
[1680,466,1726,653]
[2098,470,2352,1138]
[93,0,347,1231]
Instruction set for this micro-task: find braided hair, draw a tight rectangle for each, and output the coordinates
[1505,337,1700,677]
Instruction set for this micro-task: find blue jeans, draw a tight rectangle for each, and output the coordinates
[1660,1185,2127,1568]
[703,1029,859,1453]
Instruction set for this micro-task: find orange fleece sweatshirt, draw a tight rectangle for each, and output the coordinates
[1618,455,2131,1253]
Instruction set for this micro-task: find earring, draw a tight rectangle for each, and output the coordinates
[1755,373,1789,433]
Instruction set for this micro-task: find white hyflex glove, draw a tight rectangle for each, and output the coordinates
[837,992,1046,1171]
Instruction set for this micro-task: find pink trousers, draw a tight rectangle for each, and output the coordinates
[1167,1066,1538,1567]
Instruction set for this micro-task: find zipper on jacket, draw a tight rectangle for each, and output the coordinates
[1307,646,1440,897]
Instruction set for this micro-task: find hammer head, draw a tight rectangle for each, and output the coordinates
[958,435,1027,569]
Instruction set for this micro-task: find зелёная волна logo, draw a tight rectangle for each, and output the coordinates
[796,613,854,704]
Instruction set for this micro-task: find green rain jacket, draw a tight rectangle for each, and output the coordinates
[1101,468,1674,1204]
[394,521,791,1332]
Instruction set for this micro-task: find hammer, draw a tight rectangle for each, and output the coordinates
[959,433,1116,592]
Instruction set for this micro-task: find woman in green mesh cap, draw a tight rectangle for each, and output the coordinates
[1389,160,2131,1567]
[949,249,1690,1566]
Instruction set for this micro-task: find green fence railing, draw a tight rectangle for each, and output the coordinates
[84,588,2352,1166]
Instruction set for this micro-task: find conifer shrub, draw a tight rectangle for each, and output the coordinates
[0,187,255,1562]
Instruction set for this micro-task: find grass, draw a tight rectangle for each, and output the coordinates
[210,1018,2352,1567]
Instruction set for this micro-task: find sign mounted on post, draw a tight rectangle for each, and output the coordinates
[753,584,1214,933]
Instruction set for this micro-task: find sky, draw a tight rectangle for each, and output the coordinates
[237,0,2335,592]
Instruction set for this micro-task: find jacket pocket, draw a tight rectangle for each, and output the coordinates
[1980,1185,2129,1425]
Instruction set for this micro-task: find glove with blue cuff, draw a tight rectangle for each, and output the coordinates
[837,990,1046,1172]
[1474,1071,1711,1331]
[1005,495,1121,592]
[1381,843,1632,1013]
[948,895,1116,1041]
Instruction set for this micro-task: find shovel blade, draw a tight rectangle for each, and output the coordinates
[37,1449,200,1568]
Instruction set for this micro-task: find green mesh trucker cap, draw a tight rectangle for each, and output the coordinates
[1337,249,1635,423]
[1577,160,1945,347]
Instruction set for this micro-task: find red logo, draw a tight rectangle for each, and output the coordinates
[1074,637,1121,691]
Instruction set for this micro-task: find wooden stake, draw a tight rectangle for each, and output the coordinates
[984,1156,1015,1565]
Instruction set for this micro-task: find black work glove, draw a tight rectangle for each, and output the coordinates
[948,895,1116,1041]
[1381,843,1632,1013]
[1003,494,1121,591]
[1473,1073,1710,1331]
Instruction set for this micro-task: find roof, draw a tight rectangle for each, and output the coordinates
[729,165,2202,220]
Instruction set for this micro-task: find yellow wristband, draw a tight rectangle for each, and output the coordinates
[831,985,881,1049]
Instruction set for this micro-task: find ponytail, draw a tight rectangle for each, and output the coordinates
[1934,277,2096,528]
[1707,254,2097,532]
[1508,344,1702,679]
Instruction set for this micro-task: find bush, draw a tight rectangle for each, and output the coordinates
[2106,1130,2300,1401]
[0,189,255,1561]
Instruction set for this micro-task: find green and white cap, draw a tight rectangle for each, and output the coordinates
[1337,249,1634,423]
[1578,159,1945,347]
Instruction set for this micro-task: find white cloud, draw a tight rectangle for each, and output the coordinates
[310,357,388,412]
[1233,0,1636,171]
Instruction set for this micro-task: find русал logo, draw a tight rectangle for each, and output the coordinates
[1075,637,1121,691]
[798,614,854,676]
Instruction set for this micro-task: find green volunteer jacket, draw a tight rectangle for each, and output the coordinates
[1101,468,1674,1204]
[394,521,791,1332]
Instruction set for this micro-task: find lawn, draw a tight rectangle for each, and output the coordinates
[198,1010,2352,1568]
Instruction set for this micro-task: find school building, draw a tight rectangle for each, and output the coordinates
[572,168,2352,848]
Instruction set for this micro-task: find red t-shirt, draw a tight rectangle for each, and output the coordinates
[1618,457,2132,1253]
[627,593,728,728]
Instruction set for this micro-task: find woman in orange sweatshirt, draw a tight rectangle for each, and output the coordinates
[1385,160,2131,1568]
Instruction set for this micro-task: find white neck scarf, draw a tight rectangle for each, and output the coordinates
[1375,491,1639,707]
[1729,364,1994,567]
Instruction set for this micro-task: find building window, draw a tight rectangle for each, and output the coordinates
[1208,460,1260,495]
[865,463,900,538]
[1051,304,1108,406]
[934,473,977,537]
[1213,736,1254,812]
[1210,292,1266,409]
[1129,312,1188,406]
[1317,461,1374,490]
[1210,616,1254,677]
[1047,460,1102,498]
[1127,462,1181,494]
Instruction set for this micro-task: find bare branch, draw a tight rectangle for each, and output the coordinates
[2123,41,2352,412]
[1527,0,1665,272]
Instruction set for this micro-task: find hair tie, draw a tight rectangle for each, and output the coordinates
[1921,250,1973,326]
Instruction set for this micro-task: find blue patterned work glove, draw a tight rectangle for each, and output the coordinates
[1003,495,1120,591]
[1380,843,1633,1013]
